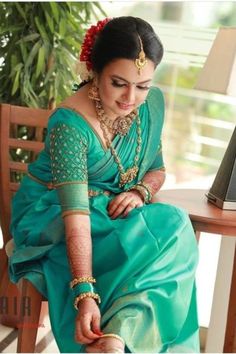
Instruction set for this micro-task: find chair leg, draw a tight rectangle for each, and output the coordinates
[17,279,43,353]
[0,256,21,328]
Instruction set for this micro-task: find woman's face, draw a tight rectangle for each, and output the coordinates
[96,58,155,119]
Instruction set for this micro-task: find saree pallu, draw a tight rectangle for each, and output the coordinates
[9,87,200,353]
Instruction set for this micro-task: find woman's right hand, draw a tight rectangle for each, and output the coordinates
[75,297,104,344]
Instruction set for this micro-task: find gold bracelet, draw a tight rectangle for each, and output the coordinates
[138,181,153,203]
[140,180,153,197]
[100,333,125,346]
[70,276,96,289]
[74,292,101,310]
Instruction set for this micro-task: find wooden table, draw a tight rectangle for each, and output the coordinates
[155,189,236,353]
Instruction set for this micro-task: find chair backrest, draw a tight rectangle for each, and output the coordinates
[0,104,51,246]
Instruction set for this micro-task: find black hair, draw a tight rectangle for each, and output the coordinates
[91,16,164,73]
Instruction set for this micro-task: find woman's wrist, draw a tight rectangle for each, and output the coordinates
[128,189,145,202]
[128,181,152,204]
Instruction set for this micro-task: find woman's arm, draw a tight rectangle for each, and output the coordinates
[64,214,92,278]
[141,169,166,200]
[64,214,103,343]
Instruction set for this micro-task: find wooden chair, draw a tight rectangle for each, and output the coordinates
[0,103,51,352]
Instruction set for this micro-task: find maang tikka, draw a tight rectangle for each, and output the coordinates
[135,35,147,75]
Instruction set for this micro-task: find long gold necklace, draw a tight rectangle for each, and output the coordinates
[93,96,142,188]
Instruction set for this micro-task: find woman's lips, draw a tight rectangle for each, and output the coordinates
[116,101,134,110]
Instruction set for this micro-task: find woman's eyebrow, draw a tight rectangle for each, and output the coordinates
[111,75,152,84]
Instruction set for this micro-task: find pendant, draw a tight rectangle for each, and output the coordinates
[119,166,139,187]
[113,116,133,136]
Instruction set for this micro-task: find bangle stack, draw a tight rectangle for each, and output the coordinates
[129,180,153,203]
[70,276,101,310]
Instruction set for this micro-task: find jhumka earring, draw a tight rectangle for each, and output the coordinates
[88,77,100,101]
[135,35,148,75]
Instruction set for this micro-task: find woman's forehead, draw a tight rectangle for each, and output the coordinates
[102,58,155,82]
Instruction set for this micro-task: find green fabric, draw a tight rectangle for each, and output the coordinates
[57,183,90,216]
[9,86,199,353]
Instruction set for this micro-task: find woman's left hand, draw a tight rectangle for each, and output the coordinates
[107,191,144,219]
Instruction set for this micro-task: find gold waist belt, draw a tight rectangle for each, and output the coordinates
[27,173,112,197]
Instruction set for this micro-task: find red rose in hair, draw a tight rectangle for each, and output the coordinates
[80,18,111,71]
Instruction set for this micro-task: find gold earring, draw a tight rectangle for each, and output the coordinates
[88,78,100,101]
[135,35,147,75]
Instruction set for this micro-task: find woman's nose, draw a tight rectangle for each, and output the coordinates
[123,85,135,102]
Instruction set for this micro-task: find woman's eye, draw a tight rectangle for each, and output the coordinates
[137,86,150,91]
[111,80,126,88]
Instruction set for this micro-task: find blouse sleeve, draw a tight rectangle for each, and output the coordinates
[148,140,166,172]
[49,122,90,217]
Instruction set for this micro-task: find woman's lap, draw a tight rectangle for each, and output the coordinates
[9,184,199,352]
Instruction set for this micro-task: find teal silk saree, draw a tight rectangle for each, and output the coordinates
[9,87,199,353]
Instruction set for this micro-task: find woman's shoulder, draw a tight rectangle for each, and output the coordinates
[144,86,165,127]
[146,86,164,106]
[47,87,92,133]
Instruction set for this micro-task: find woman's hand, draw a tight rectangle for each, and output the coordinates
[75,297,103,344]
[108,191,144,219]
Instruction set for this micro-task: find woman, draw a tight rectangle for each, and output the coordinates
[9,16,199,353]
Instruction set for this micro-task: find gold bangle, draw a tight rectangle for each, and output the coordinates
[138,181,153,202]
[74,292,101,310]
[70,276,96,289]
[100,333,125,346]
[140,180,153,196]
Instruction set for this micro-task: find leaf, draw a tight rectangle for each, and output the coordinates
[45,11,54,33]
[12,69,21,95]
[59,18,66,37]
[25,40,41,69]
[19,42,27,62]
[0,25,22,36]
[14,63,24,71]
[36,45,45,78]
[49,2,59,23]
[16,33,40,44]
[34,16,49,42]
[14,3,27,22]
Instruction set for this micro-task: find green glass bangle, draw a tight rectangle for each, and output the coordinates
[72,282,95,298]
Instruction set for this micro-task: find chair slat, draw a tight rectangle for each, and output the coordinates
[9,138,44,152]
[9,161,28,172]
[10,105,51,128]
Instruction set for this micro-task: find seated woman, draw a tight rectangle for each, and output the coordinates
[9,16,200,353]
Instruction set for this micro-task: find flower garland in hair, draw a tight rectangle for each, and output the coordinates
[77,18,111,82]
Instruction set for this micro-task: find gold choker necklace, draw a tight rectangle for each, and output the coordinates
[88,84,142,187]
[95,99,137,136]
[88,84,137,136]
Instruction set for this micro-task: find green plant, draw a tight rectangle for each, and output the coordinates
[0,2,106,108]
